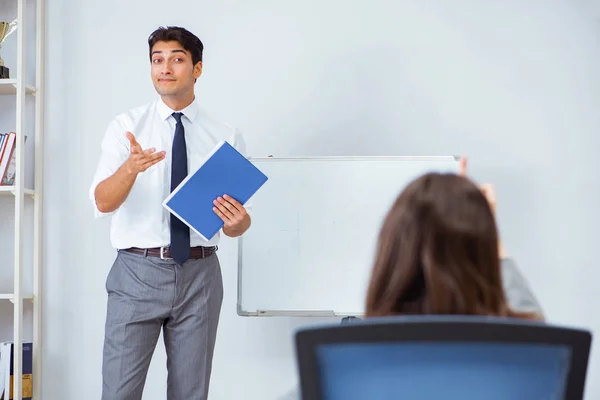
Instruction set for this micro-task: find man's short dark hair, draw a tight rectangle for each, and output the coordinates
[148,26,204,66]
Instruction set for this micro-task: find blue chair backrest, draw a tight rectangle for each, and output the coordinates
[295,315,592,400]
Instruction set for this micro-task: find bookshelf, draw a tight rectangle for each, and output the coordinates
[0,79,35,95]
[0,0,45,399]
[0,186,34,197]
[0,294,33,302]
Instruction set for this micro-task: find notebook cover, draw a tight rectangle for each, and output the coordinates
[163,141,268,241]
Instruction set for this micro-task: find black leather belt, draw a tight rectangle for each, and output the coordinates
[122,246,217,260]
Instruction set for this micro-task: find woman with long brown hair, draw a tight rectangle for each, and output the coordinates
[280,165,543,400]
[365,170,542,320]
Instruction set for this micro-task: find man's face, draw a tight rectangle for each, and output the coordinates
[150,40,202,97]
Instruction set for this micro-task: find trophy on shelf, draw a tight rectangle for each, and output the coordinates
[0,19,17,79]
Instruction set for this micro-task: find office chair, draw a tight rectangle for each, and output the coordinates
[295,315,592,400]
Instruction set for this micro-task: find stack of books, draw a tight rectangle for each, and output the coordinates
[0,132,16,186]
[0,341,32,400]
[0,132,25,186]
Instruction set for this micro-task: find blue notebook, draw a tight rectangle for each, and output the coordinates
[163,141,268,241]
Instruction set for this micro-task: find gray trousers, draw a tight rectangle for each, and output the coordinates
[101,249,223,400]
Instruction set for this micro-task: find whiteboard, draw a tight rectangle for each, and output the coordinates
[237,156,459,317]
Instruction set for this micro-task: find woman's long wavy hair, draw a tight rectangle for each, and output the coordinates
[365,173,531,319]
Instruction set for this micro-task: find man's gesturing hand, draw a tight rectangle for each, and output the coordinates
[125,132,166,175]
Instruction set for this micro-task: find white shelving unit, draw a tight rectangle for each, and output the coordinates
[0,0,44,399]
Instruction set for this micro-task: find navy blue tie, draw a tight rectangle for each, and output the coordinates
[170,112,190,264]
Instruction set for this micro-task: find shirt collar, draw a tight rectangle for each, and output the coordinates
[156,96,200,123]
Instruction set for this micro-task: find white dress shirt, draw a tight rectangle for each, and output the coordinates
[89,97,248,249]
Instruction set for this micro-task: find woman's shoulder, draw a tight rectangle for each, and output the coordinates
[500,257,545,320]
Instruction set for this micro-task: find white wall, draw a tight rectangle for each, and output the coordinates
[41,0,600,398]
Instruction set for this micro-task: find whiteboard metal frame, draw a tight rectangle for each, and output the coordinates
[236,155,460,317]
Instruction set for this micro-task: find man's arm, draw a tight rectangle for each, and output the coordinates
[94,161,139,213]
[94,131,165,213]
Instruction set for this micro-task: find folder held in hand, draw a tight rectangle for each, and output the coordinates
[163,141,268,241]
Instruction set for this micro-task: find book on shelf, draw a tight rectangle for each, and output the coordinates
[0,132,28,186]
[0,341,32,400]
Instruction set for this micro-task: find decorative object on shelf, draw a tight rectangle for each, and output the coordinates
[0,19,17,79]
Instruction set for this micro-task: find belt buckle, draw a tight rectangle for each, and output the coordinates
[160,246,173,261]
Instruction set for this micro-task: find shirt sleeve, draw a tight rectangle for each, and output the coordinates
[228,127,253,217]
[501,257,545,319]
[88,118,130,218]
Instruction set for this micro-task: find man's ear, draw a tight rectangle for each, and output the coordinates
[194,61,203,80]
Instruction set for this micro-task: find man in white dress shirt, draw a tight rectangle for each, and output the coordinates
[89,26,250,400]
